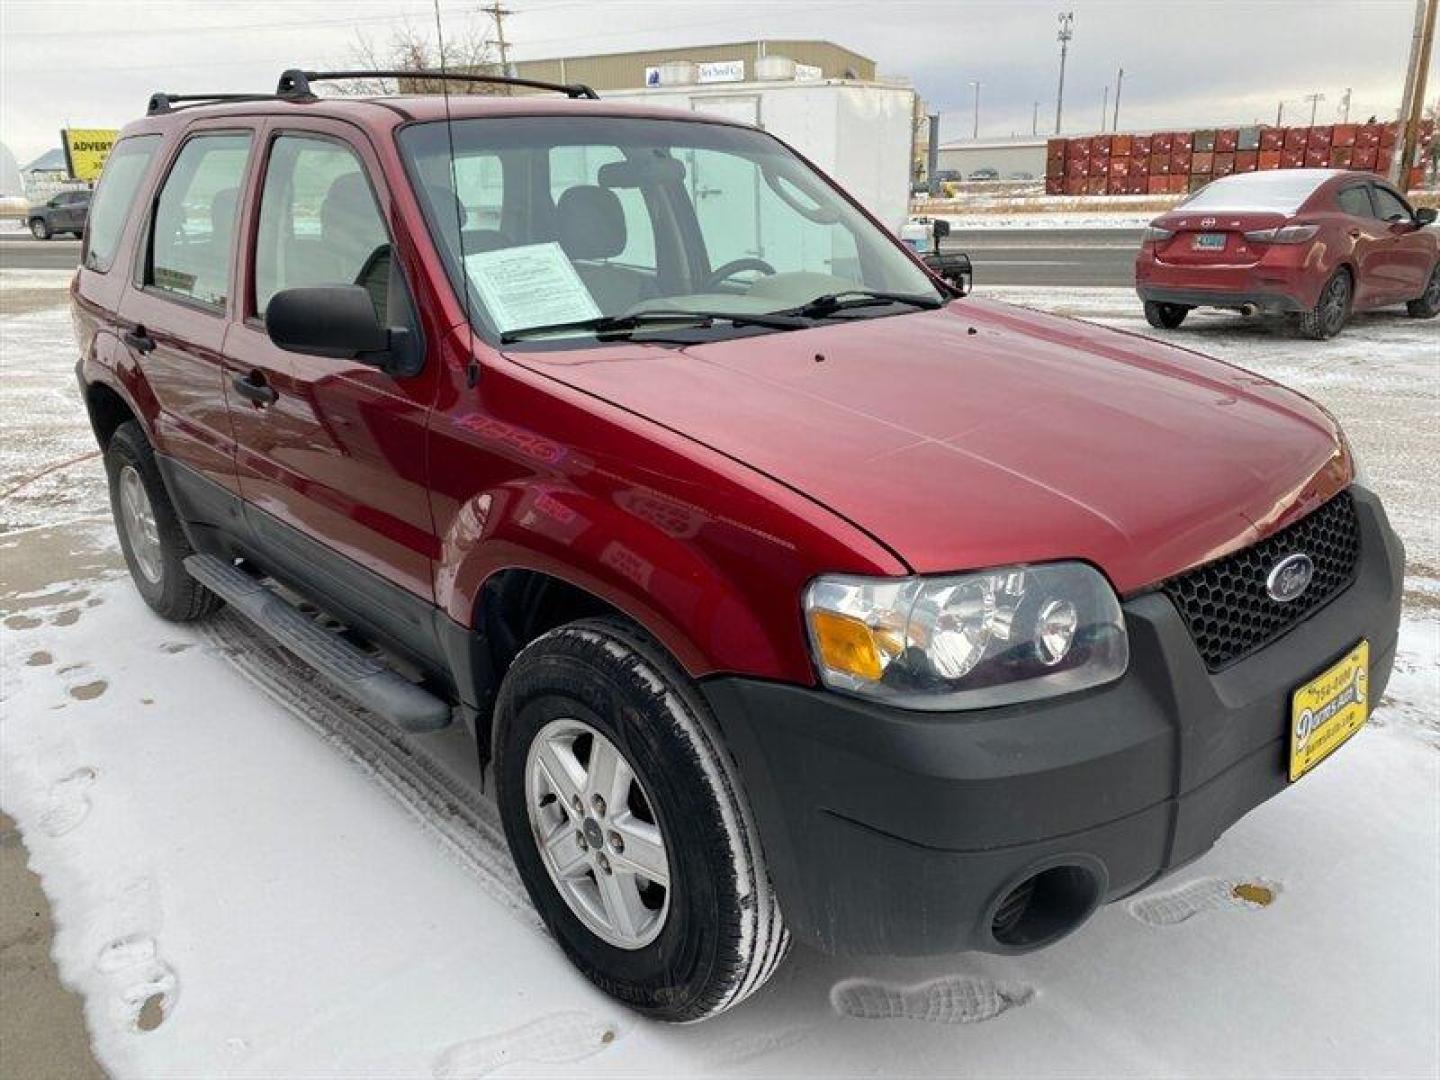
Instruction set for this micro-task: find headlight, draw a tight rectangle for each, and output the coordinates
[803,563,1128,710]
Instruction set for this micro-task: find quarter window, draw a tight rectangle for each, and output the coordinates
[253,135,391,318]
[85,135,161,273]
[147,133,252,308]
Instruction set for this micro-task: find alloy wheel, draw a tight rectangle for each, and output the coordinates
[118,464,164,584]
[525,717,671,950]
[1322,274,1350,335]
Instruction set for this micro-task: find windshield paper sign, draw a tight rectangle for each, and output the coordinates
[464,242,601,334]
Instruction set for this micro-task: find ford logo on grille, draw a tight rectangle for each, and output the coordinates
[1266,553,1315,603]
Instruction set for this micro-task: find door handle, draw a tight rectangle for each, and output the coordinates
[232,371,278,407]
[122,325,156,354]
[1348,228,1363,239]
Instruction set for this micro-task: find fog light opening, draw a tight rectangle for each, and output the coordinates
[990,865,1101,950]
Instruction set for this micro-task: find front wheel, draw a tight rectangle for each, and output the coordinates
[1297,269,1352,339]
[1143,300,1189,329]
[495,617,788,1022]
[104,421,222,621]
[29,217,50,240]
[1406,263,1440,319]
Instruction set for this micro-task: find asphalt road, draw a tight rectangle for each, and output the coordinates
[945,227,1141,288]
[0,226,1144,287]
[0,230,82,271]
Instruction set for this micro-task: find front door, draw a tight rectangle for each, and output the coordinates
[118,127,254,502]
[221,120,440,650]
[1369,184,1433,301]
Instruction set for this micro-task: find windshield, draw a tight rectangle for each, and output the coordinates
[1179,170,1330,214]
[397,115,943,344]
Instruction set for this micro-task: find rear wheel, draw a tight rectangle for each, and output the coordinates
[1297,269,1351,339]
[29,217,49,240]
[1406,263,1440,319]
[1143,300,1189,329]
[104,421,222,621]
[495,617,788,1022]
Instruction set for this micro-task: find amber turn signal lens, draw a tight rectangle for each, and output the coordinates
[809,610,883,682]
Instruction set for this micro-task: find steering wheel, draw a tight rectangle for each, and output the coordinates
[702,257,777,291]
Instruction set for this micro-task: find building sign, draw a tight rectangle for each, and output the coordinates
[697,59,745,84]
[794,63,823,82]
[60,128,119,183]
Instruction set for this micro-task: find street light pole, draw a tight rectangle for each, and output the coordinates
[970,79,982,139]
[1055,11,1074,134]
[1304,92,1325,125]
[1113,66,1124,131]
[1101,85,1109,132]
[1033,100,1040,136]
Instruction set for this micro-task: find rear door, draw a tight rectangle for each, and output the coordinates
[1335,182,1389,309]
[222,118,440,644]
[117,123,254,504]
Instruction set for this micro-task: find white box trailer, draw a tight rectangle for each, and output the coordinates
[605,78,917,235]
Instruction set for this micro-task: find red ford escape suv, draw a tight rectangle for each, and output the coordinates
[1135,168,1440,338]
[73,70,1404,1022]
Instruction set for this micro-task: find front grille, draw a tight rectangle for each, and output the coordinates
[1161,491,1361,671]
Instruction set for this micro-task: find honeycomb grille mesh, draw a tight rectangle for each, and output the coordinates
[1162,491,1360,671]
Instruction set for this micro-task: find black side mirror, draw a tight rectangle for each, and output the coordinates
[1416,207,1437,227]
[932,219,952,240]
[266,285,417,373]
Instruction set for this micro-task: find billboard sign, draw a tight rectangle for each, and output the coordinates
[61,128,119,183]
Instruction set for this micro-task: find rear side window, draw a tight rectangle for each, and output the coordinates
[1337,186,1374,219]
[253,135,389,318]
[147,133,252,309]
[84,135,161,273]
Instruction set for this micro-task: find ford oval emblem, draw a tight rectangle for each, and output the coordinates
[1266,553,1315,603]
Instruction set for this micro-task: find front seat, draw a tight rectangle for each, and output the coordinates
[554,185,654,312]
[321,171,388,315]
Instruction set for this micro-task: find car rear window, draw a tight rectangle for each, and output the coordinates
[83,134,161,273]
[146,133,252,309]
[1179,170,1330,213]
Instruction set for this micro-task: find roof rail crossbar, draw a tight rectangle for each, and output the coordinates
[147,92,288,116]
[275,68,600,101]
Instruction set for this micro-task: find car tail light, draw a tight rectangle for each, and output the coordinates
[1243,224,1319,244]
[1142,226,1174,243]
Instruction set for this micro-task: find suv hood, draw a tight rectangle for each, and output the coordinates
[506,299,1349,593]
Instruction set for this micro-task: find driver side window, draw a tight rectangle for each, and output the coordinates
[254,135,391,319]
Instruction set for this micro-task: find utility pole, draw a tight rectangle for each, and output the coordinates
[1101,85,1109,132]
[1055,11,1074,134]
[1397,0,1438,186]
[1033,100,1040,136]
[1276,100,1284,126]
[969,79,982,139]
[487,0,512,92]
[1113,66,1124,132]
[1339,87,1352,122]
[1304,92,1325,125]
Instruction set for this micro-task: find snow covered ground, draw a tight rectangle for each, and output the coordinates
[2,271,1437,1077]
[935,212,1155,231]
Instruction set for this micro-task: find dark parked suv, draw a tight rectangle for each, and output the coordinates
[73,69,1404,1022]
[29,188,91,238]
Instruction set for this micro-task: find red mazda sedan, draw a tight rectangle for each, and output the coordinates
[1135,169,1440,338]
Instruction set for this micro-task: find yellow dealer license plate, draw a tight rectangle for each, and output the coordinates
[1289,640,1369,782]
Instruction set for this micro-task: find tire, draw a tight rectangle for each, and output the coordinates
[1297,268,1352,339]
[1143,300,1189,329]
[1406,262,1440,319]
[103,421,222,622]
[494,617,788,1022]
[29,217,49,240]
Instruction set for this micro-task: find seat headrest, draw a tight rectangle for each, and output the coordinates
[425,184,469,231]
[209,187,238,238]
[556,185,624,260]
[321,172,376,239]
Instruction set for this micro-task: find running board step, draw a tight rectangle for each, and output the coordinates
[184,554,452,732]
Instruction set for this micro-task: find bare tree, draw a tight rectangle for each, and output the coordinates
[340,8,500,96]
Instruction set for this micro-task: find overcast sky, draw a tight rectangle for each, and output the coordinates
[2,0,1434,166]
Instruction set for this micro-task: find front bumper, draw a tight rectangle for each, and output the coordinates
[701,486,1404,957]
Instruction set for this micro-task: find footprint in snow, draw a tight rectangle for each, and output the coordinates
[27,650,52,667]
[51,608,81,627]
[1129,876,1281,927]
[95,934,178,1033]
[5,614,42,630]
[830,975,1034,1025]
[433,1011,624,1080]
[40,767,97,837]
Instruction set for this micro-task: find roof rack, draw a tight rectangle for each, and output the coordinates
[275,68,600,100]
[146,92,286,116]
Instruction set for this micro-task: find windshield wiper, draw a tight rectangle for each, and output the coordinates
[779,290,945,320]
[500,308,807,343]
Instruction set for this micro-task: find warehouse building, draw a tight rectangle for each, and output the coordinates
[935,138,1048,179]
[509,39,875,91]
